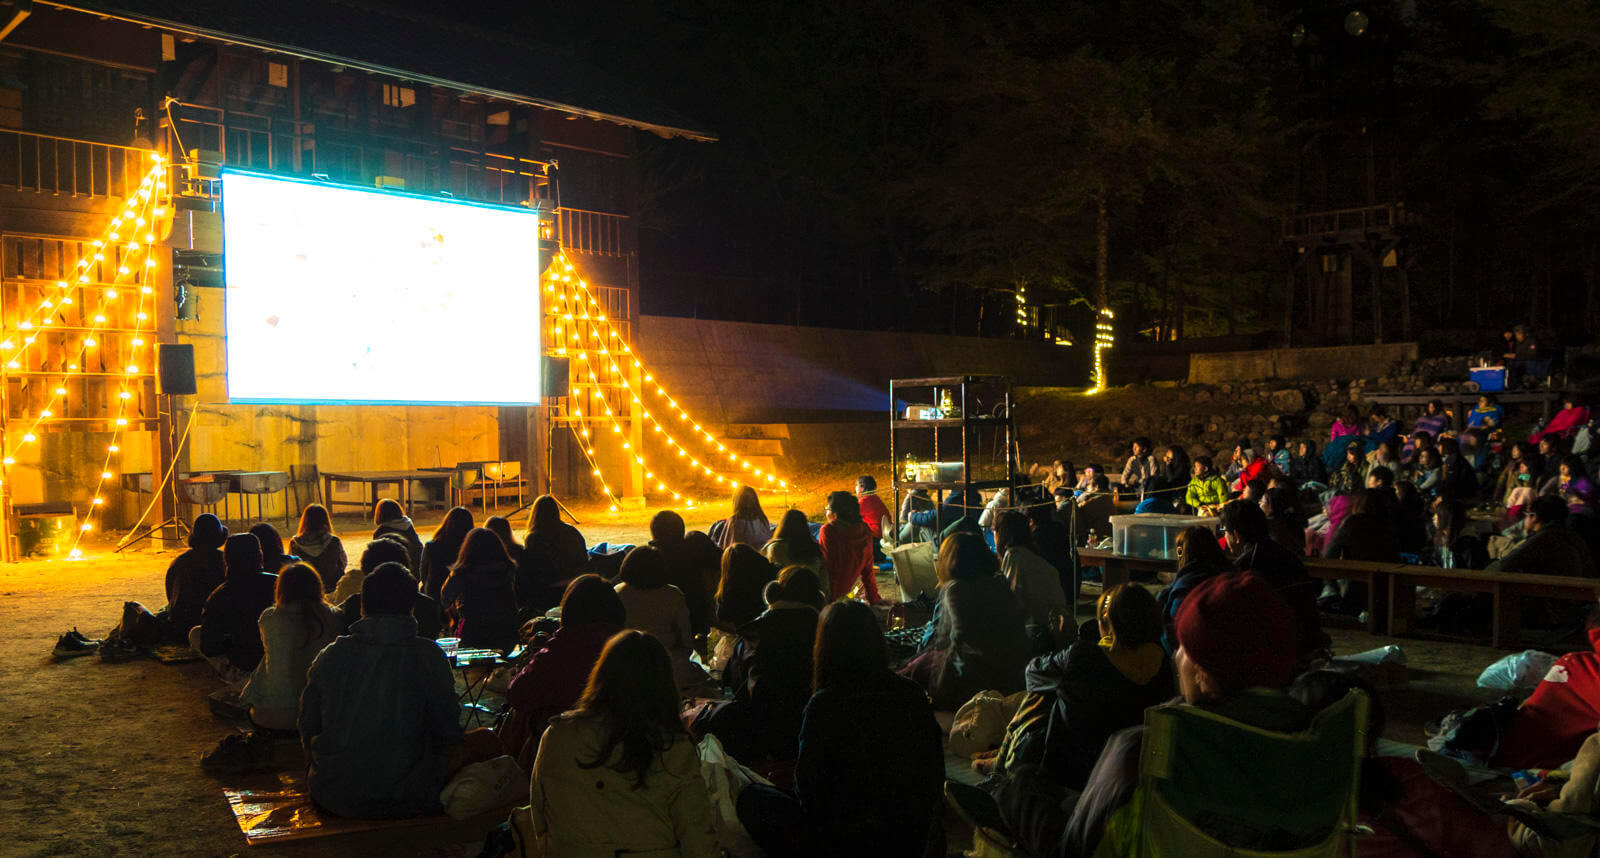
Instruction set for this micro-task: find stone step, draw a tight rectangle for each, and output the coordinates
[722,422,791,441]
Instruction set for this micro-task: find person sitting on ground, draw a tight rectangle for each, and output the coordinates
[1468,393,1506,431]
[764,508,825,578]
[996,511,1068,644]
[994,573,1309,858]
[856,475,893,560]
[1540,454,1585,499]
[1366,464,1397,493]
[287,504,344,591]
[1073,464,1101,498]
[1262,486,1307,556]
[1027,502,1076,607]
[418,505,473,601]
[649,509,718,641]
[1461,426,1493,474]
[716,544,779,631]
[193,533,279,679]
[1222,500,1327,664]
[1161,446,1192,510]
[439,527,519,652]
[239,562,339,731]
[614,545,707,690]
[528,630,716,856]
[161,512,228,644]
[333,537,443,639]
[483,514,524,570]
[520,495,588,616]
[904,487,983,544]
[1328,443,1369,496]
[1394,482,1431,554]
[1505,459,1540,521]
[1331,403,1363,440]
[1367,436,1403,478]
[1534,397,1591,445]
[1043,459,1071,495]
[1225,439,1268,492]
[1015,585,1174,790]
[1156,526,1235,654]
[501,575,625,771]
[737,600,944,858]
[1402,429,1436,467]
[371,498,424,571]
[1411,447,1444,496]
[1495,606,1600,770]
[1489,495,1597,578]
[1241,477,1269,508]
[1537,436,1566,480]
[905,532,1031,709]
[820,490,879,603]
[1369,407,1401,446]
[300,563,463,819]
[692,565,825,763]
[1185,455,1229,515]
[1405,399,1452,455]
[1288,438,1327,485]
[1265,434,1292,473]
[718,485,774,550]
[250,523,298,575]
[1120,436,1157,494]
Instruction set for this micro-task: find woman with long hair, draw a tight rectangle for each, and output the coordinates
[1290,439,1327,484]
[819,490,879,603]
[251,523,297,575]
[715,544,778,631]
[736,600,944,857]
[502,575,627,770]
[717,485,772,549]
[763,508,824,577]
[1156,525,1234,654]
[439,528,519,652]
[419,506,474,600]
[614,546,706,690]
[520,495,588,615]
[372,498,423,571]
[483,515,523,568]
[906,532,1031,709]
[240,562,340,731]
[290,503,346,592]
[528,630,716,857]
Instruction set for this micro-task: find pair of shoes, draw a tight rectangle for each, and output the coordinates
[99,637,143,663]
[53,628,101,659]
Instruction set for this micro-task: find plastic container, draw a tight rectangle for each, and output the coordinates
[1110,513,1220,560]
[1470,365,1506,393]
[921,461,964,482]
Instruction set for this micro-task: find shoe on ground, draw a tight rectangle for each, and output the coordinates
[53,630,100,659]
[98,638,143,663]
[68,627,100,645]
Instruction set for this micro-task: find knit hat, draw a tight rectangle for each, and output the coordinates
[1174,573,1297,695]
[188,513,228,550]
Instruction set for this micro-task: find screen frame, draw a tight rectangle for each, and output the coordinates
[218,168,543,407]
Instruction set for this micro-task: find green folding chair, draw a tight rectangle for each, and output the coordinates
[1129,689,1370,858]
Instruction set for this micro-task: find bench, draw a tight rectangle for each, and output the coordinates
[1386,566,1599,649]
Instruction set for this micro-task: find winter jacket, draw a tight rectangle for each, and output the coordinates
[921,574,1032,709]
[706,602,820,762]
[1289,455,1327,485]
[1185,475,1229,511]
[858,493,893,538]
[819,519,876,602]
[1468,404,1505,430]
[1024,621,1174,789]
[653,534,721,638]
[792,672,944,857]
[1496,626,1600,769]
[717,516,773,550]
[439,560,519,651]
[197,567,278,671]
[239,602,340,730]
[163,547,225,640]
[529,715,717,858]
[1230,456,1271,493]
[521,521,589,610]
[1156,559,1230,655]
[501,621,620,771]
[289,532,347,592]
[372,516,423,572]
[1120,455,1157,491]
[1002,545,1068,633]
[1487,522,1596,578]
[1533,406,1591,444]
[336,590,443,641]
[616,582,705,690]
[299,613,462,818]
[1330,418,1361,440]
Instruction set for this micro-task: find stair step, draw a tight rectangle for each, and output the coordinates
[722,423,791,441]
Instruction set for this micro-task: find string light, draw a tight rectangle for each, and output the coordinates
[1089,306,1115,394]
[567,347,697,508]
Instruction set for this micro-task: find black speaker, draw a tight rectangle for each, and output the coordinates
[542,355,570,399]
[157,343,197,395]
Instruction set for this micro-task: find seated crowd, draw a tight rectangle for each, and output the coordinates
[119,392,1600,856]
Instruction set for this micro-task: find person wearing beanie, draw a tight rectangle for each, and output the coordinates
[690,565,825,762]
[160,512,229,644]
[1219,500,1328,664]
[993,573,1315,858]
[192,533,278,678]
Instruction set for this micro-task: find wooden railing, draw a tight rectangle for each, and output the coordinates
[1282,203,1415,241]
[557,207,629,257]
[0,130,149,200]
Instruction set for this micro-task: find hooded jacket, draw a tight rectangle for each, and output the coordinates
[299,613,462,818]
[373,516,424,572]
[289,531,347,592]
[239,601,340,730]
[197,565,278,671]
[922,574,1032,709]
[163,547,225,640]
[706,602,820,762]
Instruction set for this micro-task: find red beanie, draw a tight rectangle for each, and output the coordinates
[1174,573,1298,694]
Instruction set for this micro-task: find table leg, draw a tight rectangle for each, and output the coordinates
[1387,574,1417,638]
[1493,583,1523,649]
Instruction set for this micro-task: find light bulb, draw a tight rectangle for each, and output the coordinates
[91,497,104,506]
[105,289,118,299]
[80,523,92,532]
[40,410,51,418]
[1,458,12,465]
[21,433,34,443]
[53,388,65,396]
[102,471,112,479]
[108,444,118,453]
[118,391,131,400]
[114,417,128,426]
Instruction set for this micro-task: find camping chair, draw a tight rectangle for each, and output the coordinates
[1132,689,1370,857]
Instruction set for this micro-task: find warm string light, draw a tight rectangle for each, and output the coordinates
[545,252,789,491]
[1015,285,1027,327]
[564,410,623,514]
[568,338,699,508]
[1089,306,1115,394]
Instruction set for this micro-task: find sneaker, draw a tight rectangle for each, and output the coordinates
[68,627,100,645]
[53,631,99,659]
[98,637,143,663]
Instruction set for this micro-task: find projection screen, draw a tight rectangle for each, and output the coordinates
[221,171,541,405]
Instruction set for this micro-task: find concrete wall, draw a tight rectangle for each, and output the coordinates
[1188,342,1419,384]
[637,315,1081,423]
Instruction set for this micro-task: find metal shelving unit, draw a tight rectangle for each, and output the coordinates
[889,375,1018,532]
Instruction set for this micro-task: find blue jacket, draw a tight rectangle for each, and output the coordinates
[299,614,463,818]
[911,489,980,532]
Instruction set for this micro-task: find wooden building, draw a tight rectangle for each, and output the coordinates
[0,0,713,546]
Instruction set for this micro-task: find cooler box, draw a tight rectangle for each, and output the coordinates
[1110,513,1219,560]
[1470,365,1507,393]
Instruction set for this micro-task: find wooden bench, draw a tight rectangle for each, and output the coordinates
[1386,566,1599,649]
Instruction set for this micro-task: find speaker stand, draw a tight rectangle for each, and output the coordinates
[116,515,190,552]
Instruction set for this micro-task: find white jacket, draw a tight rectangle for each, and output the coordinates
[239,602,340,730]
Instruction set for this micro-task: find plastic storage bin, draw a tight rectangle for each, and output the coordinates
[1470,366,1506,393]
[1110,513,1220,560]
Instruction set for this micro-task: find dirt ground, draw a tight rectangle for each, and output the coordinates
[0,499,1529,857]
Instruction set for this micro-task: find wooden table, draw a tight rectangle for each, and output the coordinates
[1076,548,1176,591]
[1366,390,1564,422]
[321,470,453,515]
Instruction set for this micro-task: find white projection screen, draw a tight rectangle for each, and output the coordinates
[221,171,541,405]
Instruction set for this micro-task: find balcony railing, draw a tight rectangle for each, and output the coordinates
[0,130,150,200]
[557,207,629,257]
[1282,203,1415,241]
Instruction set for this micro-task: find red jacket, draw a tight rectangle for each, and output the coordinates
[858,493,892,539]
[500,621,620,770]
[1357,757,1518,858]
[1496,626,1600,769]
[820,519,878,602]
[1231,456,1271,493]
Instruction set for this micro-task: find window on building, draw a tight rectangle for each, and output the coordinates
[267,62,288,88]
[382,84,415,109]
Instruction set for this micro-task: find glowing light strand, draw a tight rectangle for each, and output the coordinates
[1089,307,1115,394]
